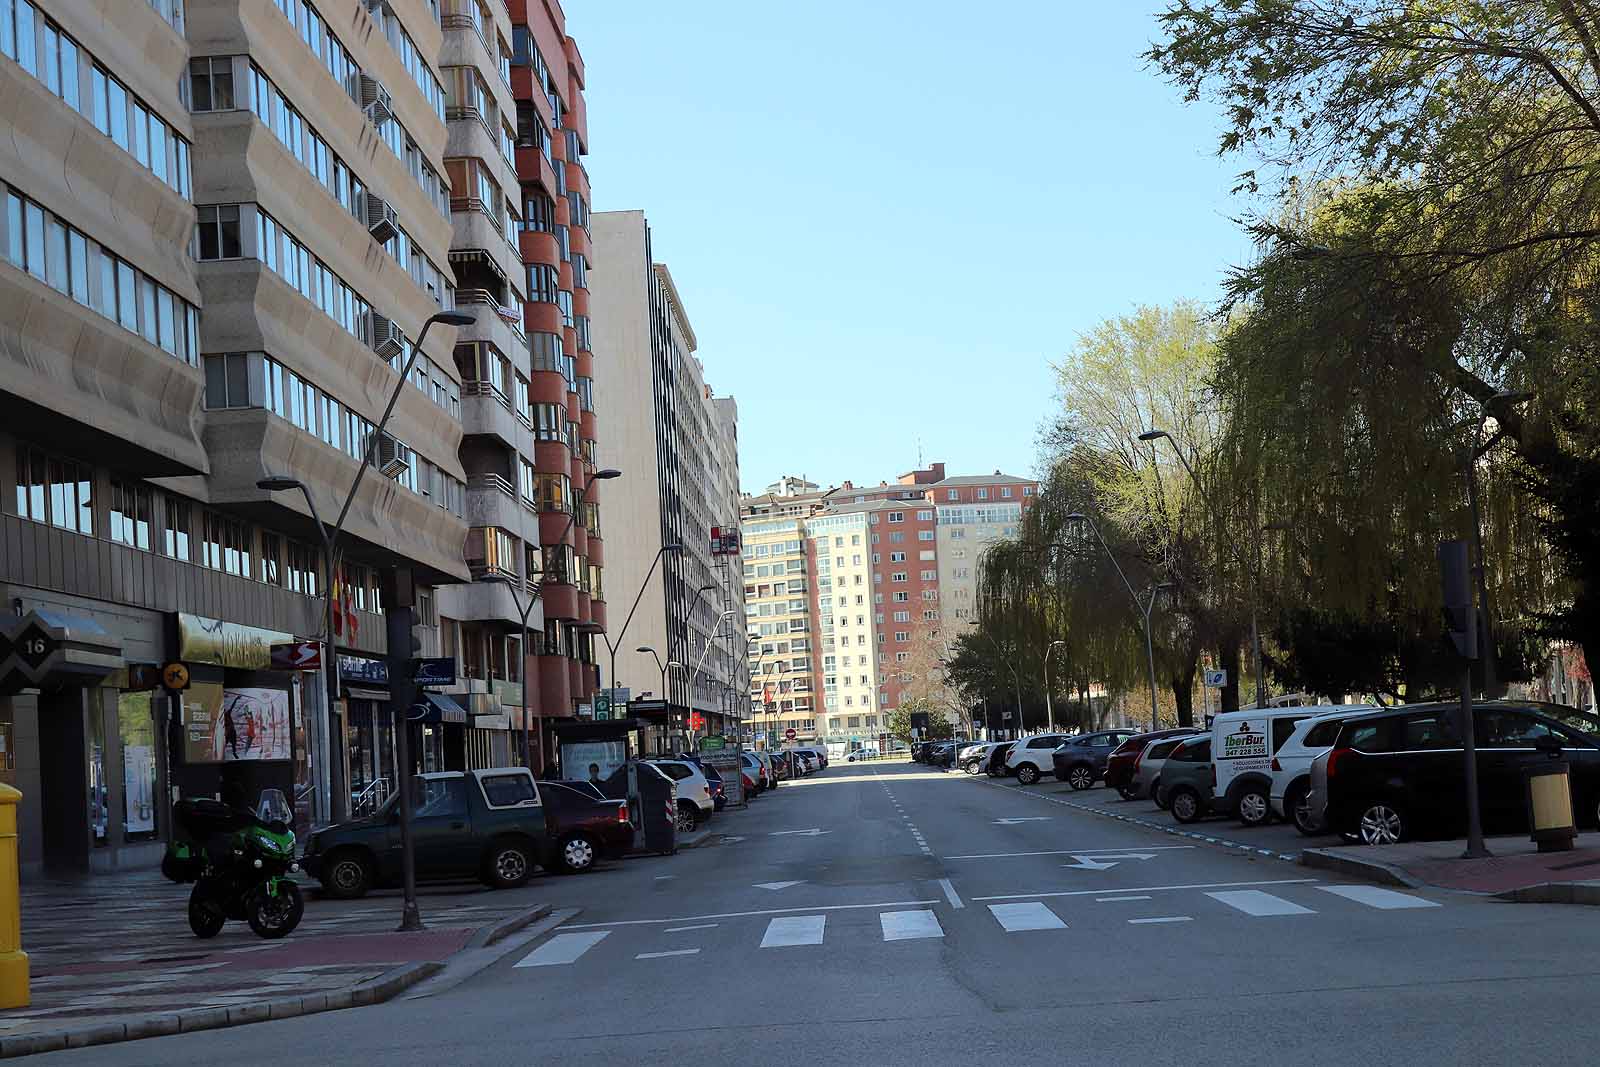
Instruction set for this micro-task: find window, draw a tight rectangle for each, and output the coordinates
[108,478,152,550]
[917,510,934,520]
[891,572,907,583]
[893,610,910,623]
[202,511,251,576]
[977,488,988,499]
[20,451,95,535]
[195,204,241,259]
[887,511,903,523]
[947,489,958,501]
[163,495,191,560]
[918,530,935,541]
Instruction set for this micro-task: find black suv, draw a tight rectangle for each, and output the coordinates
[1052,730,1140,791]
[1323,701,1600,844]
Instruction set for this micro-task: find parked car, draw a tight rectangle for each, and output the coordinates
[1159,734,1214,823]
[648,760,715,831]
[1131,732,1200,809]
[304,768,553,898]
[910,742,930,763]
[847,747,879,762]
[923,741,957,768]
[959,742,1005,774]
[1051,730,1141,791]
[741,751,768,793]
[1211,707,1344,826]
[537,781,634,873]
[985,742,1017,777]
[1270,710,1367,835]
[1006,733,1076,785]
[1105,728,1200,799]
[790,745,830,770]
[1321,701,1600,844]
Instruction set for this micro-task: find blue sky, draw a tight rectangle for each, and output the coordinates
[579,1,1254,494]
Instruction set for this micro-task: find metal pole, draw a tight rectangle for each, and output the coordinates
[1142,595,1160,733]
[386,574,423,931]
[1463,444,1500,698]
[608,545,680,706]
[1251,608,1265,710]
[1044,642,1059,733]
[1459,662,1489,858]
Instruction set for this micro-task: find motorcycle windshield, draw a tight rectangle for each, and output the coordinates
[256,789,292,826]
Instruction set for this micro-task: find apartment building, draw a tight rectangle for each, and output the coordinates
[806,509,878,742]
[588,210,744,750]
[741,517,816,744]
[934,473,1032,631]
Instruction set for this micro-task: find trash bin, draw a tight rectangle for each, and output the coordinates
[630,762,678,855]
[1525,736,1576,853]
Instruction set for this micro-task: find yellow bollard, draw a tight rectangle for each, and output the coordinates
[0,783,27,1009]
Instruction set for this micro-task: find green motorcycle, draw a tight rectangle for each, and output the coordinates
[163,788,305,939]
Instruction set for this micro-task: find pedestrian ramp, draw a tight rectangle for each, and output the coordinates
[510,884,1441,968]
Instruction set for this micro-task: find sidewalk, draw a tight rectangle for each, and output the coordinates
[2,869,548,1055]
[1301,835,1600,902]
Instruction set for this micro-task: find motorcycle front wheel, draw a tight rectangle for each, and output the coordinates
[245,881,304,939]
[188,884,226,939]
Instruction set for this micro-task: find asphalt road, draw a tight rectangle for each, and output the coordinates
[47,760,1600,1066]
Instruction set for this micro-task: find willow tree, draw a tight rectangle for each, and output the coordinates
[1150,1,1600,672]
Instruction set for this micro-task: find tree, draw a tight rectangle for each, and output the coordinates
[887,697,952,743]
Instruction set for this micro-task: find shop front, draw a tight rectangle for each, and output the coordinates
[338,654,395,816]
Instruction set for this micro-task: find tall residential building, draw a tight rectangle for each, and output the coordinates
[739,463,1035,749]
[589,210,744,750]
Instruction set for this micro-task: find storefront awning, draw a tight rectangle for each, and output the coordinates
[346,687,390,702]
[410,692,468,725]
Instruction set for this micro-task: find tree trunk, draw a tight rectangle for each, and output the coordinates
[1170,676,1194,727]
[1218,641,1242,712]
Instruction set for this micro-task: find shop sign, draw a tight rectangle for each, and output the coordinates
[491,678,522,708]
[176,614,293,670]
[338,655,389,684]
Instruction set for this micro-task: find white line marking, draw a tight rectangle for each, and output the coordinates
[664,924,719,933]
[760,915,826,948]
[881,910,944,941]
[1207,890,1315,916]
[514,931,611,967]
[1096,895,1153,902]
[562,900,939,929]
[971,878,1318,902]
[1129,916,1192,924]
[1318,885,1442,910]
[946,846,1197,860]
[988,902,1067,932]
[938,879,964,909]
[635,949,700,959]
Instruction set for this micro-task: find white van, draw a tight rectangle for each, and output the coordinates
[1210,706,1366,826]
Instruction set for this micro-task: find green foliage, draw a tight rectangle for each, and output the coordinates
[887,697,953,743]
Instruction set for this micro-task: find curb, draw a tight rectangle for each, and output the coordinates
[1297,847,1424,888]
[465,902,552,950]
[677,831,722,850]
[1494,881,1600,906]
[972,776,1303,863]
[0,960,442,1059]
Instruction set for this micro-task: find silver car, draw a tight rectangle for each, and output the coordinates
[1305,746,1333,834]
[1132,733,1199,810]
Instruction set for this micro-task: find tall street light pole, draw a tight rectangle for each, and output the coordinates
[980,631,1025,737]
[480,573,540,769]
[637,645,668,707]
[604,544,685,714]
[1139,428,1267,710]
[1044,640,1066,733]
[1462,389,1532,699]
[1064,513,1170,732]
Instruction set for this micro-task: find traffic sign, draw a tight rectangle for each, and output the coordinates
[412,657,456,686]
[270,641,322,671]
[1203,669,1228,688]
[595,690,611,718]
[785,727,797,740]
[162,662,190,691]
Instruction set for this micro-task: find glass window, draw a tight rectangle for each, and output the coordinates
[119,690,159,840]
[15,0,34,75]
[1398,713,1457,751]
[67,229,87,303]
[1271,716,1307,753]
[164,495,191,560]
[1476,709,1558,749]
[116,260,136,329]
[413,776,468,818]
[22,200,44,279]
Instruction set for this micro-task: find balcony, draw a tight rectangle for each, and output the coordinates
[460,381,527,450]
[465,472,534,540]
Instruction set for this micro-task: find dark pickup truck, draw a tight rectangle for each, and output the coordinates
[303,767,630,897]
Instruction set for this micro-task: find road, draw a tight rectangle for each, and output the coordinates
[49,760,1600,1066]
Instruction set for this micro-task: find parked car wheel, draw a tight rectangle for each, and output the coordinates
[557,833,598,874]
[485,839,534,889]
[1015,763,1041,786]
[1288,783,1321,836]
[1117,784,1140,801]
[675,801,699,834]
[1236,785,1271,827]
[1357,802,1407,845]
[320,848,373,899]
[1066,764,1095,791]
[1170,787,1204,823]
[964,760,982,775]
[1151,777,1169,809]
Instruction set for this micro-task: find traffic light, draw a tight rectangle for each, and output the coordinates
[1438,540,1478,660]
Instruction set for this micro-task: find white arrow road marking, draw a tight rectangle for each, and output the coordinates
[1061,852,1160,871]
[720,836,746,844]
[769,829,830,837]
[992,817,1053,825]
[753,881,804,891]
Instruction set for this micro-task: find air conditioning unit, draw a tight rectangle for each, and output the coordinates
[359,75,392,124]
[364,193,399,244]
[368,312,405,359]
[372,432,410,479]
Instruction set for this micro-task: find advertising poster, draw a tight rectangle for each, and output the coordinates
[219,687,292,761]
[561,740,627,785]
[182,682,225,764]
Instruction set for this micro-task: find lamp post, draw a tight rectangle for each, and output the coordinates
[1063,513,1170,732]
[636,645,668,707]
[690,610,739,747]
[1044,640,1066,733]
[1462,389,1532,699]
[1139,428,1267,709]
[603,543,685,715]
[980,631,1025,737]
[479,572,540,770]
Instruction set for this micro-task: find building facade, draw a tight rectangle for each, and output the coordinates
[0,0,603,877]
[588,210,743,749]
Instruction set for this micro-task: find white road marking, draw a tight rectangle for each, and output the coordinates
[1129,916,1193,925]
[753,881,804,891]
[938,878,964,909]
[972,878,1318,902]
[769,828,830,837]
[761,915,826,948]
[514,931,611,967]
[635,949,700,959]
[1096,895,1153,902]
[664,924,719,933]
[946,846,1196,861]
[994,817,1053,825]
[988,902,1067,932]
[563,900,940,930]
[881,910,944,941]
[653,875,675,881]
[1318,885,1442,910]
[1207,890,1315,916]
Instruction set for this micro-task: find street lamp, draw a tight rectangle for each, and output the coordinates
[690,611,739,746]
[980,631,1025,738]
[1462,389,1533,699]
[1063,513,1170,732]
[478,572,540,770]
[604,544,686,708]
[1139,427,1267,709]
[636,645,667,705]
[1044,640,1066,733]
